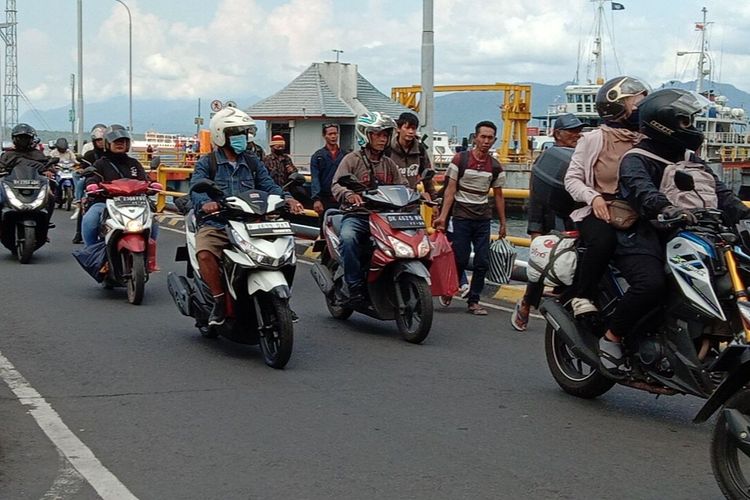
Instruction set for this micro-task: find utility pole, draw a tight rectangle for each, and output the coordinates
[420,0,434,158]
[70,73,75,134]
[76,0,84,153]
[0,0,18,142]
[194,97,203,135]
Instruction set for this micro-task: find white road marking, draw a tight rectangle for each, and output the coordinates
[0,350,139,500]
[41,451,85,499]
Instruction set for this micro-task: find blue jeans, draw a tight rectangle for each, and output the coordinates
[74,173,85,201]
[82,202,160,246]
[338,214,370,292]
[451,217,491,305]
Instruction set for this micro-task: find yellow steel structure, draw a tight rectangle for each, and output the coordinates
[391,84,532,163]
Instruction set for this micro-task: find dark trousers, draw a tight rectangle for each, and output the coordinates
[451,217,491,305]
[610,254,665,338]
[523,280,545,309]
[576,214,618,300]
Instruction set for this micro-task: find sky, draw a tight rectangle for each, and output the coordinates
[14,0,750,116]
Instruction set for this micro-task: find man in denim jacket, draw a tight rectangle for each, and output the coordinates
[190,108,304,327]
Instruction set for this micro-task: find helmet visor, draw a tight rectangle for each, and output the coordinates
[606,77,650,103]
[672,91,712,120]
[106,128,132,143]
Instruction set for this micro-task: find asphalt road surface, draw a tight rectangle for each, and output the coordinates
[0,210,723,499]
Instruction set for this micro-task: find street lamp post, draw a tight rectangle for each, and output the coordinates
[114,0,132,132]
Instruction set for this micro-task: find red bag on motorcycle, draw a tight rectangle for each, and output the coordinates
[428,231,459,297]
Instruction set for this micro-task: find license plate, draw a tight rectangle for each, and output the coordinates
[386,214,425,229]
[12,179,40,188]
[114,196,148,206]
[246,221,293,236]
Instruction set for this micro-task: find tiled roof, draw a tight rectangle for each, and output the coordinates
[247,63,412,120]
[247,65,354,119]
[356,74,412,118]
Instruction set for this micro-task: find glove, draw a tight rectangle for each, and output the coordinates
[661,205,698,225]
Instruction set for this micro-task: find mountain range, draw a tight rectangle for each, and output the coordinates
[21,80,750,143]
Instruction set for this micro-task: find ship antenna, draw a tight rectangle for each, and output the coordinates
[592,0,605,85]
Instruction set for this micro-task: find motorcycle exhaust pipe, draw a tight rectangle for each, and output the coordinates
[310,262,334,295]
[167,272,193,317]
[539,299,600,368]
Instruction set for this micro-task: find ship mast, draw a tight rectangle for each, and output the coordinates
[696,7,708,93]
[592,0,605,85]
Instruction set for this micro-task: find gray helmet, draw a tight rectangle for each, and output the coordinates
[55,137,69,150]
[105,124,131,144]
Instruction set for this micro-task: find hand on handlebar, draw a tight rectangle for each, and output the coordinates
[202,201,221,214]
[286,198,305,215]
[660,205,698,225]
[346,193,363,207]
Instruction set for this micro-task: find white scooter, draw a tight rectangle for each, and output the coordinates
[167,174,305,369]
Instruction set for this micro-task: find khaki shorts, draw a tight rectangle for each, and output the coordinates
[195,226,230,260]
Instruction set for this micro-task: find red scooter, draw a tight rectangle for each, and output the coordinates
[310,175,434,343]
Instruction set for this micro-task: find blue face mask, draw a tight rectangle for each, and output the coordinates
[228,134,247,154]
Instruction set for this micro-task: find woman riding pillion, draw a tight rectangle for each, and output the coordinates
[82,124,160,271]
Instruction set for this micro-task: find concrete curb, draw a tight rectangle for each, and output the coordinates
[157,212,523,306]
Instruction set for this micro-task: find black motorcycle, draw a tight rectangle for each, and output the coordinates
[0,163,51,263]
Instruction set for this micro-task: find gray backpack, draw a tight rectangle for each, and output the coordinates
[624,148,718,209]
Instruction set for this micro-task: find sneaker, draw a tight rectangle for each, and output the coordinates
[510,299,529,331]
[72,234,83,244]
[458,283,470,299]
[570,297,598,317]
[70,207,80,220]
[208,294,226,327]
[598,336,628,379]
[48,222,56,229]
[290,309,299,323]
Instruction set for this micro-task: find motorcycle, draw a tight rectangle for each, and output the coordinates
[310,174,434,344]
[167,174,306,369]
[538,172,750,498]
[55,159,76,211]
[0,163,51,263]
[84,177,159,305]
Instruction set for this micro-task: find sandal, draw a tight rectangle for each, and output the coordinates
[438,295,452,307]
[467,303,488,316]
[510,299,528,331]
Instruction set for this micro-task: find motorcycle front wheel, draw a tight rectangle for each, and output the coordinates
[64,186,73,211]
[125,251,146,305]
[544,325,614,399]
[17,225,35,264]
[711,389,750,499]
[395,274,433,344]
[258,295,293,369]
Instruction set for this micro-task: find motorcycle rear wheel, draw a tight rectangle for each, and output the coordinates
[326,292,353,320]
[395,275,433,344]
[258,295,293,369]
[125,252,146,305]
[17,225,35,264]
[64,186,73,211]
[544,324,614,399]
[711,390,750,499]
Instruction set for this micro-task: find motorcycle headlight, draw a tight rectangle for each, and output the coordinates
[230,227,275,267]
[388,236,415,258]
[125,219,144,233]
[3,185,47,210]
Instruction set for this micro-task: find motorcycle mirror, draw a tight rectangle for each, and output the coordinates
[190,178,223,199]
[337,174,367,192]
[81,166,97,177]
[422,169,435,182]
[288,172,306,186]
[674,170,695,192]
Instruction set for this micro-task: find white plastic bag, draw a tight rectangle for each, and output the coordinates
[527,233,577,286]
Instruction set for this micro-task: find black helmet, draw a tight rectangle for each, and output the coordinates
[11,123,37,151]
[595,76,650,121]
[638,88,710,152]
[104,124,131,147]
[55,137,69,150]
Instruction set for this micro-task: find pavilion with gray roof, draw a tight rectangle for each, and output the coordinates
[247,61,411,169]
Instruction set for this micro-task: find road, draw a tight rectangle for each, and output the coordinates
[0,211,723,499]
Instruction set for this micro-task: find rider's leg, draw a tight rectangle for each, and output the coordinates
[195,227,231,326]
[572,214,618,315]
[81,203,106,246]
[338,214,370,300]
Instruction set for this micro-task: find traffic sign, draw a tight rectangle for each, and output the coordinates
[210,99,223,112]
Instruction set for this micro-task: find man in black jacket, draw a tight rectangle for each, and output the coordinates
[82,125,159,254]
[600,88,750,376]
[0,123,57,226]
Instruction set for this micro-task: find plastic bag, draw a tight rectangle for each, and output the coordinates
[429,231,459,297]
[72,241,108,282]
[487,238,516,284]
[527,233,577,286]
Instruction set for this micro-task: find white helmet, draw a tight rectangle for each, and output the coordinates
[355,112,396,148]
[209,107,258,147]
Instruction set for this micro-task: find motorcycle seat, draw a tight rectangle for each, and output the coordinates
[324,209,344,235]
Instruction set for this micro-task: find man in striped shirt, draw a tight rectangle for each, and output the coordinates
[433,121,506,315]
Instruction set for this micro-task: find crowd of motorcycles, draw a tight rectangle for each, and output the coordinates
[6,159,750,497]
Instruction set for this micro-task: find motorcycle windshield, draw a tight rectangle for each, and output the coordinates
[3,163,46,189]
[101,179,149,196]
[364,185,420,208]
[229,189,285,215]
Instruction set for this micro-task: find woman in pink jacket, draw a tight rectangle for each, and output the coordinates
[563,76,649,373]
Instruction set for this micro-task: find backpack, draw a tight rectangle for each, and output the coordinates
[175,151,259,215]
[625,148,718,209]
[437,150,502,198]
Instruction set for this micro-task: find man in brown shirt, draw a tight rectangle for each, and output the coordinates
[263,135,298,187]
[332,112,408,305]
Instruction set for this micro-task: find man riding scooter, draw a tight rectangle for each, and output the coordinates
[190,107,305,327]
[331,112,409,306]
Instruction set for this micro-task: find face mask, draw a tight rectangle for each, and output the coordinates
[228,134,247,154]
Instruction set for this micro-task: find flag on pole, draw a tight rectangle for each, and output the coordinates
[611,2,625,10]
[695,23,705,31]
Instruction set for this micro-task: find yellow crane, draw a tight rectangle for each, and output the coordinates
[391,84,532,163]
